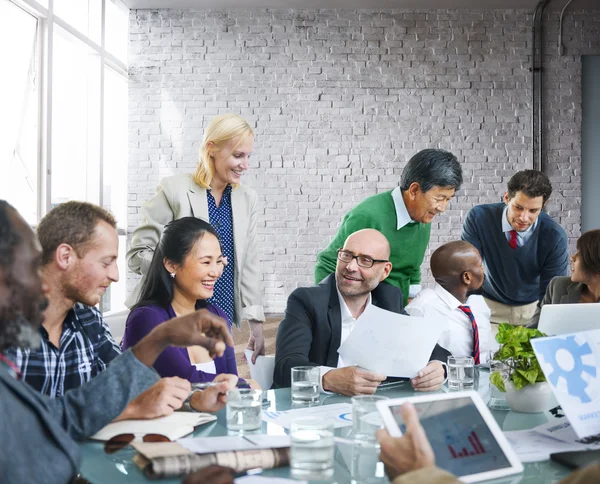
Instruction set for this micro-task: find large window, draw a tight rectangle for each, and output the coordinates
[2,0,129,314]
[0,1,39,225]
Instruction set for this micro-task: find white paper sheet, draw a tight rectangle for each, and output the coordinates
[262,403,353,429]
[504,429,590,463]
[338,305,445,377]
[178,435,290,454]
[236,477,306,484]
[532,330,600,439]
[244,349,275,390]
[90,412,216,441]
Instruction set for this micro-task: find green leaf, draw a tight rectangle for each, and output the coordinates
[512,371,528,390]
[516,368,538,385]
[490,371,506,392]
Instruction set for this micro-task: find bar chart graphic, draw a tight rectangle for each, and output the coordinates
[447,431,486,459]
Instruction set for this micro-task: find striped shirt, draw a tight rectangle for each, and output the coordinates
[4,303,121,397]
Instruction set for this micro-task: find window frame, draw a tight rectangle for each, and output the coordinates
[8,0,129,313]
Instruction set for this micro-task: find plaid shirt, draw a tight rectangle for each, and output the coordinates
[4,303,121,397]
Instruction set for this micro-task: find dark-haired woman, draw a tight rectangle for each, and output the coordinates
[122,217,241,383]
[529,229,600,328]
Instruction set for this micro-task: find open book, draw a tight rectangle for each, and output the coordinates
[90,412,217,441]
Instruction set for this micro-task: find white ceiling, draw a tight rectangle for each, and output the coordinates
[123,0,546,10]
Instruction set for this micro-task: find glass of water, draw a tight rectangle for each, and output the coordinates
[291,366,320,404]
[351,395,389,442]
[489,355,511,410]
[447,356,475,390]
[351,441,386,484]
[226,388,263,433]
[290,417,334,480]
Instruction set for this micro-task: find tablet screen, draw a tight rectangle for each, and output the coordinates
[390,396,511,477]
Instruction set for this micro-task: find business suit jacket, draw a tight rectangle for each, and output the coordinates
[0,350,157,483]
[126,173,264,326]
[273,275,450,388]
[529,276,585,328]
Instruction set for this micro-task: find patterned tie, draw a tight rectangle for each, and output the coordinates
[458,305,480,365]
[508,230,518,249]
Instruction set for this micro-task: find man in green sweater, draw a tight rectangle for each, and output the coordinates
[315,149,463,305]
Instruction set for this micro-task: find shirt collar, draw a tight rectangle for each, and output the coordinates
[433,282,463,310]
[391,187,417,230]
[501,206,537,235]
[40,305,81,339]
[336,285,372,322]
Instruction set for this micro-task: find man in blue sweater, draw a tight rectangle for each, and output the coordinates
[462,170,568,325]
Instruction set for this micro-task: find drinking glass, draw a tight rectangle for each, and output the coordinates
[351,395,389,442]
[447,356,475,390]
[291,366,320,404]
[290,417,334,480]
[226,388,263,432]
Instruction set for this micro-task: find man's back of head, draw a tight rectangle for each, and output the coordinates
[430,240,484,302]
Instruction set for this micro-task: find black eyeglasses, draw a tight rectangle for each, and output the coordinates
[337,249,388,269]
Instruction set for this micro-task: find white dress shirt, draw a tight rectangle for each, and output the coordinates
[391,186,421,297]
[405,283,494,363]
[502,206,538,248]
[318,289,372,392]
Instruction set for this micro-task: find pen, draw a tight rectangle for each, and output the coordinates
[191,381,252,391]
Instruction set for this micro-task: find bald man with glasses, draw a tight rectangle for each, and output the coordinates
[274,229,450,396]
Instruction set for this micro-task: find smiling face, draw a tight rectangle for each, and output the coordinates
[209,135,254,187]
[168,233,225,301]
[504,191,544,232]
[62,220,119,307]
[335,230,392,299]
[405,183,456,224]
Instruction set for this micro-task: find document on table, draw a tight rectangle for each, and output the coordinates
[262,403,353,429]
[504,417,600,462]
[532,330,600,439]
[236,477,306,484]
[178,435,291,454]
[338,305,445,378]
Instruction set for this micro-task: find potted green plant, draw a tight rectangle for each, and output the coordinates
[490,323,556,413]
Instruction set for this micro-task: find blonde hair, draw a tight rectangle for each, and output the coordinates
[193,113,254,189]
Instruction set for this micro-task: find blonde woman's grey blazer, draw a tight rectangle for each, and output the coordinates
[125,173,264,326]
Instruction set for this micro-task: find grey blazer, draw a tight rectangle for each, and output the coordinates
[126,173,265,326]
[529,276,584,328]
[0,350,158,483]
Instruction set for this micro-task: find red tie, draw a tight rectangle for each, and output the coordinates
[458,305,480,365]
[509,230,518,249]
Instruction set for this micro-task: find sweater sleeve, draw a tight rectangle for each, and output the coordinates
[315,211,372,284]
[461,208,483,257]
[539,230,569,300]
[122,306,217,383]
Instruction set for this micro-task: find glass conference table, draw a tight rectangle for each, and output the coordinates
[79,372,571,483]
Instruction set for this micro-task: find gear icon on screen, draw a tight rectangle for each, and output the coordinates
[535,336,597,403]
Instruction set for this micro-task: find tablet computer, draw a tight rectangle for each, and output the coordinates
[376,391,523,483]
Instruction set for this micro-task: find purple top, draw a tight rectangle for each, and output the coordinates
[121,302,238,383]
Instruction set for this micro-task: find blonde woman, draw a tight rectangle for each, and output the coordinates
[126,114,265,362]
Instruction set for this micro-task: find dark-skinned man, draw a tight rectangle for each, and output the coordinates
[406,240,493,364]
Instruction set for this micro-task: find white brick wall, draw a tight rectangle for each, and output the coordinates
[128,8,600,313]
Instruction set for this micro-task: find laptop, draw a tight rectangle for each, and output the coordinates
[537,303,600,335]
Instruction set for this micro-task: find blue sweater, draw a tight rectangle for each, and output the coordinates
[462,203,569,305]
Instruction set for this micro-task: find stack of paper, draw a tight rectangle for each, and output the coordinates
[90,411,216,441]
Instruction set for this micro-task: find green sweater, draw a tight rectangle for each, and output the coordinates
[314,191,431,305]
